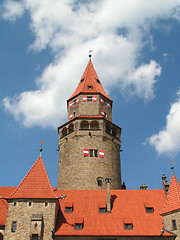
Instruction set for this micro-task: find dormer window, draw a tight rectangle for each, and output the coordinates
[124,223,133,230]
[96,79,100,83]
[65,202,73,213]
[145,207,154,213]
[87,85,93,89]
[81,78,85,83]
[99,207,106,213]
[144,203,154,213]
[74,218,84,230]
[124,218,133,230]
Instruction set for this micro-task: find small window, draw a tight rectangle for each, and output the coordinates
[45,202,48,207]
[74,223,83,230]
[87,96,92,101]
[65,206,73,213]
[146,207,154,213]
[96,79,100,83]
[124,223,133,230]
[172,220,177,230]
[32,234,39,240]
[81,78,85,83]
[14,202,17,206]
[99,207,106,213]
[29,202,32,207]
[97,177,103,187]
[90,149,93,157]
[73,99,76,105]
[87,85,93,89]
[89,149,98,157]
[11,221,17,232]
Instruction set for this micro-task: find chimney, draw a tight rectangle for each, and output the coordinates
[140,184,148,190]
[105,177,111,213]
[162,173,169,196]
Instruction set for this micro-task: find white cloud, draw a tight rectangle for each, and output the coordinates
[1,0,25,21]
[148,90,180,155]
[1,0,180,128]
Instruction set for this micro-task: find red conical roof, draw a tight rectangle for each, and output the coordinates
[161,174,180,215]
[8,157,57,199]
[69,60,112,101]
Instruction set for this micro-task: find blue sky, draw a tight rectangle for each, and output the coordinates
[1,0,180,189]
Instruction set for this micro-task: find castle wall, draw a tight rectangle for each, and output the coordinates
[4,200,56,240]
[163,211,180,240]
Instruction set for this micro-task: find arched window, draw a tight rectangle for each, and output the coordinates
[90,121,99,130]
[81,121,89,129]
[105,124,111,134]
[68,124,74,133]
[0,233,3,240]
[112,128,117,137]
[62,127,68,137]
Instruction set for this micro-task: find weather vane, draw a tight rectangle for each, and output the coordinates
[39,139,45,156]
[171,160,175,174]
[89,49,93,60]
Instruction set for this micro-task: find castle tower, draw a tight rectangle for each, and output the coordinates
[4,157,58,240]
[161,173,180,239]
[57,57,122,190]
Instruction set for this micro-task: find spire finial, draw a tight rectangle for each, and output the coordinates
[39,139,45,156]
[89,49,93,61]
[171,160,175,174]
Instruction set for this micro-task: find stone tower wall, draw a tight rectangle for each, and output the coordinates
[4,200,57,240]
[67,94,112,121]
[57,118,121,190]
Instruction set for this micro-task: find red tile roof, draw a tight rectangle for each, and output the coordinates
[69,60,112,101]
[8,157,57,199]
[0,187,16,225]
[54,189,171,237]
[161,174,180,215]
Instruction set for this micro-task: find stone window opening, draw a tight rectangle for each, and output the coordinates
[90,149,98,157]
[90,121,99,130]
[32,234,39,240]
[81,121,89,130]
[44,202,48,207]
[11,221,17,232]
[62,127,68,137]
[73,99,77,105]
[68,124,74,133]
[13,202,17,206]
[172,219,177,230]
[87,96,92,101]
[29,202,32,207]
[97,177,103,187]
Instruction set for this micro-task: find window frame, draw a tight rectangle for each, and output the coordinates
[11,221,17,232]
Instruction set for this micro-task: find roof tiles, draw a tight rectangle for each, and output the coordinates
[161,174,180,215]
[8,157,57,199]
[54,189,171,237]
[69,60,112,101]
